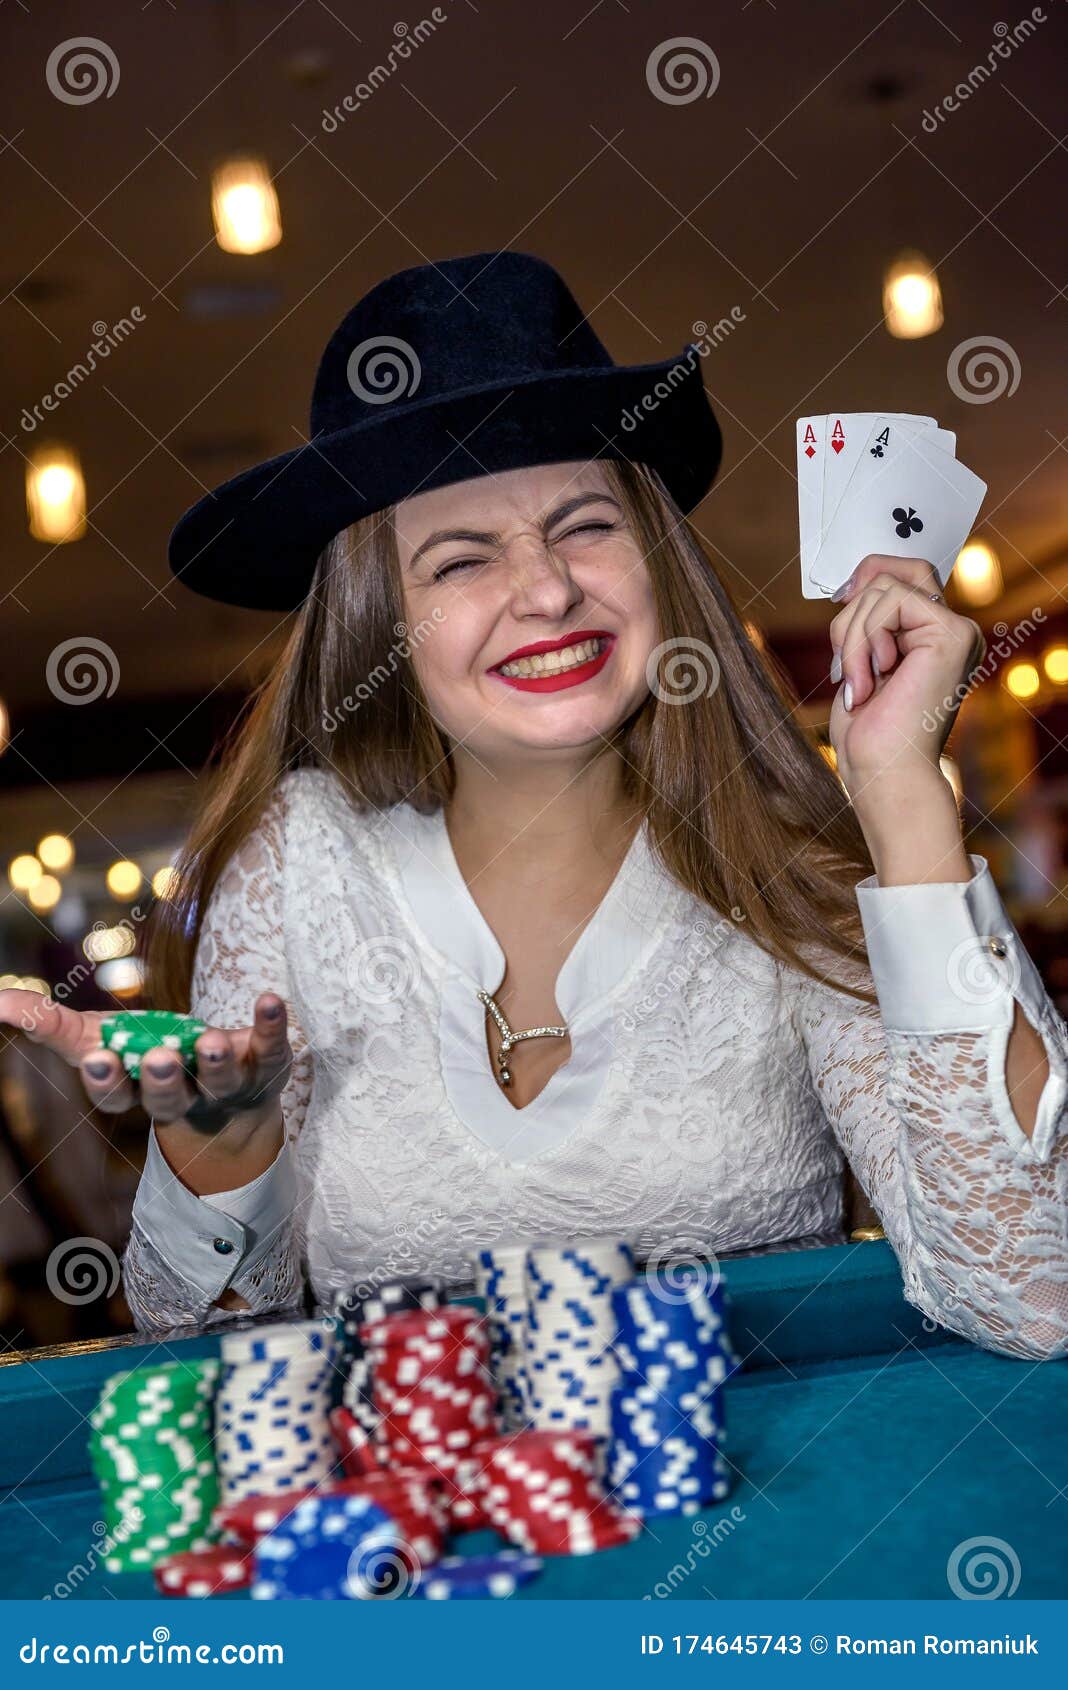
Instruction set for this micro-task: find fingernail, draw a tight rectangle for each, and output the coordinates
[263,1002,283,1019]
[204,1048,226,1063]
[87,1060,110,1080]
[843,680,854,712]
[834,573,855,602]
[146,1061,176,1080]
[871,652,880,677]
[829,651,842,685]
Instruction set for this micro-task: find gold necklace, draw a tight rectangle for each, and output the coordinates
[477,989,568,1088]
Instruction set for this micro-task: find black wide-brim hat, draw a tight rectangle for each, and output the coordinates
[168,249,724,612]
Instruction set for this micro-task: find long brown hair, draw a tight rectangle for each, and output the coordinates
[144,458,878,1011]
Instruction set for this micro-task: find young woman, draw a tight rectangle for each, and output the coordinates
[3,253,1066,1358]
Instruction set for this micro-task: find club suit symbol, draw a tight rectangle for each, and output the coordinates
[892,505,923,539]
[869,443,885,458]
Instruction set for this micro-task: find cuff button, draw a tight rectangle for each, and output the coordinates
[986,937,1008,959]
[212,1237,235,1255]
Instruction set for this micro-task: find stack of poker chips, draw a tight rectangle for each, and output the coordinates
[481,1429,641,1556]
[89,1359,220,1571]
[213,1470,447,1586]
[411,1548,543,1599]
[606,1268,733,1518]
[475,1244,529,1430]
[362,1306,498,1530]
[154,1546,253,1597]
[333,1274,445,1428]
[523,1238,635,1435]
[251,1491,400,1600]
[99,1009,207,1080]
[215,1322,339,1504]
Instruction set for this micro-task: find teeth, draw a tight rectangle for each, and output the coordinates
[498,637,606,678]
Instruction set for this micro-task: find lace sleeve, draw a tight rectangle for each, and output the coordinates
[789,909,1068,1363]
[121,774,314,1333]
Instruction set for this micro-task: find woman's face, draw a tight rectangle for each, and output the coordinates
[394,461,659,759]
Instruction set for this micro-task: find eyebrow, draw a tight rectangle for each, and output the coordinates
[407,492,623,571]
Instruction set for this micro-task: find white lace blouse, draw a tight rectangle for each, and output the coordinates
[122,767,1068,1360]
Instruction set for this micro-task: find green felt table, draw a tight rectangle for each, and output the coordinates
[1,1241,1064,1600]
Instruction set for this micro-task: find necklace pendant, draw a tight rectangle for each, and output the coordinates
[477,987,567,1089]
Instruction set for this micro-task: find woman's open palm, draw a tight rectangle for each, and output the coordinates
[0,988,293,1136]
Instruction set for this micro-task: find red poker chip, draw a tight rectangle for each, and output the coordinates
[154,1547,253,1597]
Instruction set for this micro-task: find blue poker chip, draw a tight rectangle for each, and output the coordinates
[411,1550,543,1600]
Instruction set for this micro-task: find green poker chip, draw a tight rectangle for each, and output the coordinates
[99,1010,208,1080]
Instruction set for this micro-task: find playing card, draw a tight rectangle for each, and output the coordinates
[808,424,987,598]
[820,413,946,554]
[797,411,938,599]
[796,417,825,595]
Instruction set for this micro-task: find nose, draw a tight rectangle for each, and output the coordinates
[505,539,582,621]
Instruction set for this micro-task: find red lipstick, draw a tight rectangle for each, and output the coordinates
[490,630,616,694]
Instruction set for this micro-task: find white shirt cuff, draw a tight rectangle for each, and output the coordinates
[854,852,1046,1034]
[131,1126,296,1303]
[856,852,1068,1162]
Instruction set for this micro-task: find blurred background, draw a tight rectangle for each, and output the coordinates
[1,0,1066,1349]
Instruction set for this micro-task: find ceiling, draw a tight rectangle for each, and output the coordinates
[1,0,1065,809]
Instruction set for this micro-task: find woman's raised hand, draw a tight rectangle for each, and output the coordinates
[0,988,294,1142]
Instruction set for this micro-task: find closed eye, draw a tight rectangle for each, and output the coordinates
[431,521,619,582]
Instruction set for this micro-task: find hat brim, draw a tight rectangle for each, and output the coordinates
[167,347,723,611]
